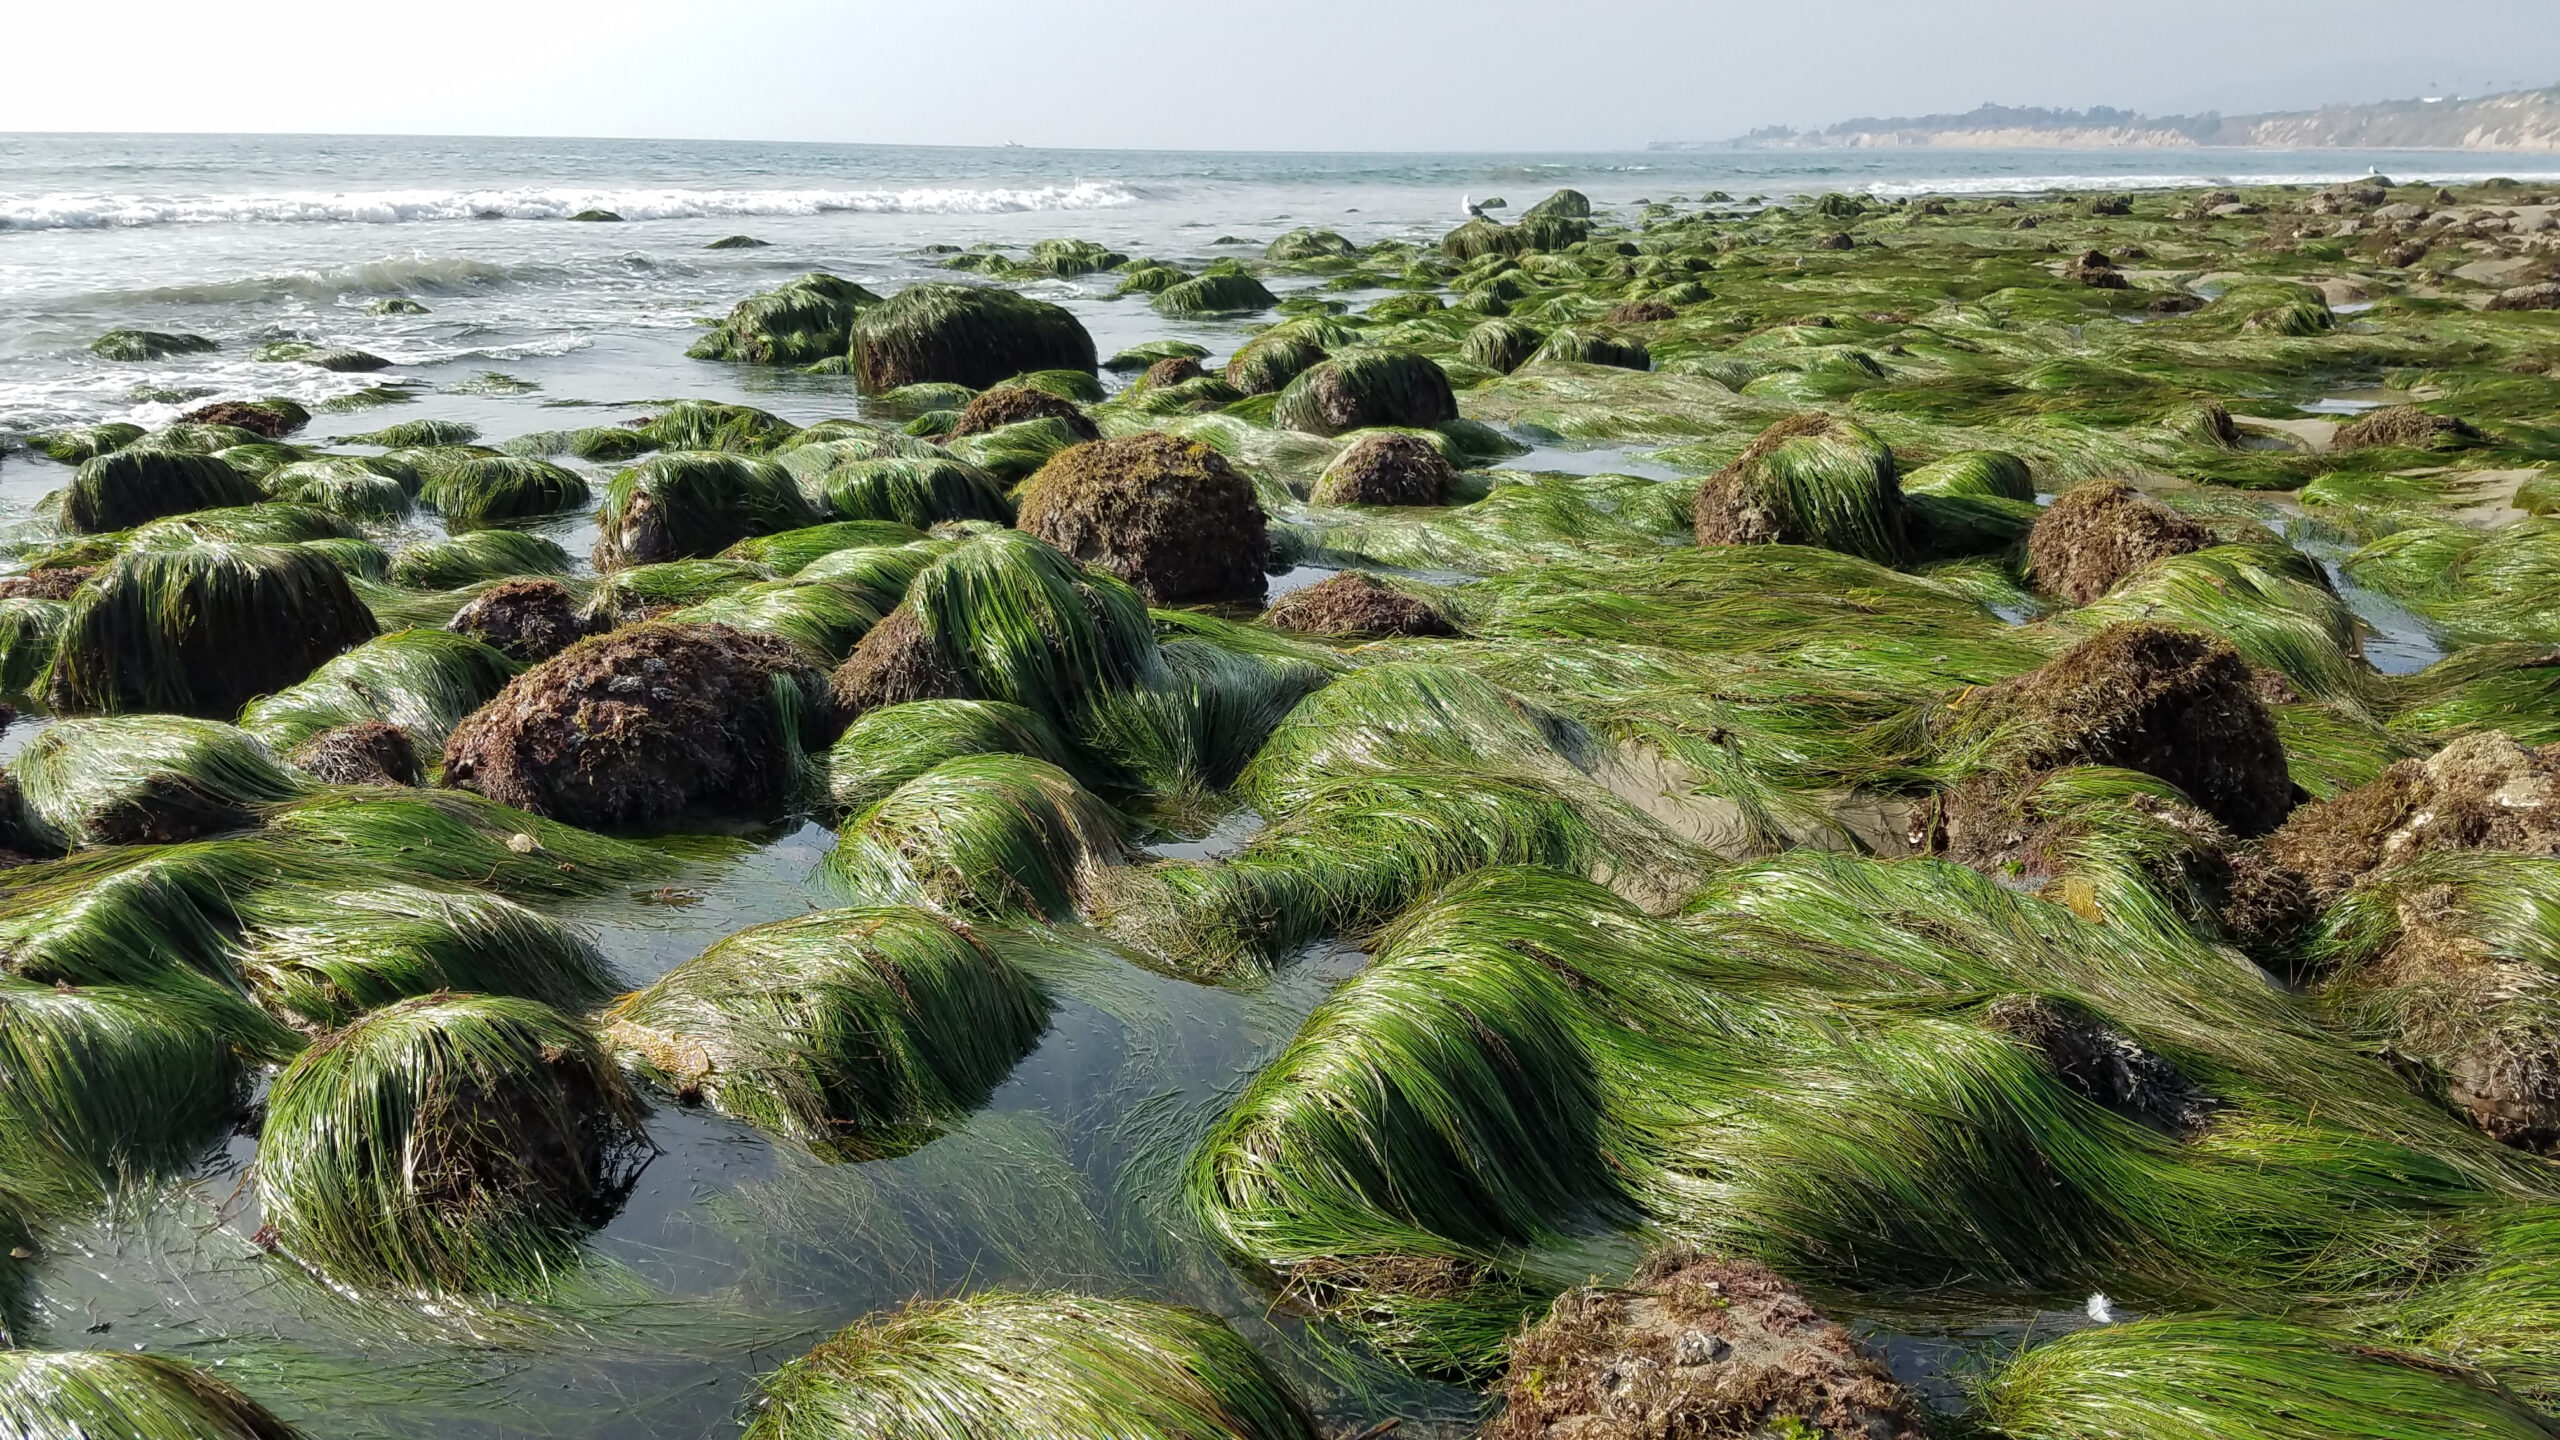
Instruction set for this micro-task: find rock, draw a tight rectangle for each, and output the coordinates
[1311,432,1457,507]
[1813,232,1856,250]
[828,606,981,716]
[175,400,303,438]
[1977,622,2294,839]
[2147,291,2207,314]
[1459,319,1545,375]
[290,719,422,787]
[1982,994,2217,1137]
[1262,572,1455,638]
[1016,432,1269,604]
[2333,405,2485,452]
[686,272,880,366]
[441,622,820,828]
[2382,240,2431,267]
[1272,351,1458,436]
[1224,332,1330,396]
[1605,299,1679,324]
[2209,202,2258,218]
[449,578,590,663]
[944,384,1101,444]
[2025,481,2213,604]
[2488,282,2560,311]
[1485,1249,1923,1440]
[2263,732,2560,904]
[1140,355,1207,389]
[569,209,623,222]
[0,567,94,601]
[90,329,218,362]
[707,235,770,249]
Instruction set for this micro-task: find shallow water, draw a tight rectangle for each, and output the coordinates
[4,133,2553,1435]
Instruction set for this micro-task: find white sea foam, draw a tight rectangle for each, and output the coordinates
[0,182,1142,230]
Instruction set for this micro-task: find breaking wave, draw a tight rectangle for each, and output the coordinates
[0,182,1143,231]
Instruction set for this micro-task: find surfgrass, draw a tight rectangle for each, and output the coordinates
[45,540,379,718]
[59,449,264,534]
[792,540,955,612]
[236,627,522,754]
[2064,545,2377,708]
[826,754,1124,923]
[0,978,249,1219]
[903,529,1164,721]
[257,993,648,1294]
[668,579,883,666]
[604,906,1050,1158]
[743,1291,1317,1440]
[638,401,802,454]
[12,715,310,851]
[595,451,820,566]
[418,455,590,528]
[259,788,668,899]
[263,457,415,521]
[128,503,356,550]
[0,1349,305,1440]
[797,456,1014,528]
[1979,1314,2556,1440]
[580,557,767,622]
[237,882,617,1030]
[720,519,931,576]
[1075,640,1333,812]
[1187,859,2532,1369]
[0,599,67,697]
[819,698,1081,814]
[384,529,571,588]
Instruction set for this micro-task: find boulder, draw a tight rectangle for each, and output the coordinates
[290,720,422,787]
[1978,622,2294,838]
[1016,432,1270,604]
[1486,1249,1923,1440]
[945,385,1101,443]
[448,578,589,663]
[1271,351,1458,437]
[847,283,1097,394]
[441,622,821,827]
[1691,412,1905,563]
[2333,405,2485,452]
[2025,481,2212,604]
[1262,572,1455,638]
[1310,433,1457,507]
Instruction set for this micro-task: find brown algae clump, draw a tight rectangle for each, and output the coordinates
[2026,481,2213,604]
[1017,432,1270,604]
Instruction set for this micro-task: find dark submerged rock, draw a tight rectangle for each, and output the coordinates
[827,606,980,717]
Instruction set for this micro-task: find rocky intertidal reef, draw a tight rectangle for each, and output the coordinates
[21,179,2560,1436]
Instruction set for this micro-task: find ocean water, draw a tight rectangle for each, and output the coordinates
[0,132,2538,1436]
[7,132,2560,446]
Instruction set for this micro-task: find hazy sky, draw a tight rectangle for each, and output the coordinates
[7,0,2558,151]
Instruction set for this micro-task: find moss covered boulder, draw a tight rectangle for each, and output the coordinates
[89,329,217,361]
[441,621,822,827]
[945,385,1101,443]
[1223,332,1329,396]
[847,283,1096,394]
[1017,433,1269,604]
[2333,404,2486,453]
[257,993,647,1292]
[2027,481,2212,604]
[177,399,306,439]
[688,273,880,365]
[1272,350,1458,437]
[1691,412,1906,563]
[289,719,423,786]
[59,448,263,534]
[1312,432,1457,506]
[1153,271,1278,318]
[593,452,820,568]
[47,542,378,718]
